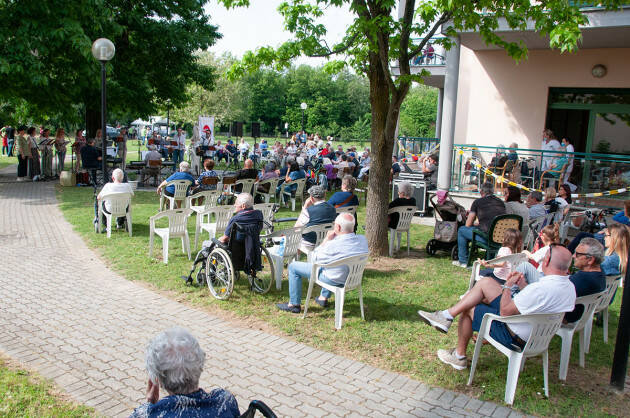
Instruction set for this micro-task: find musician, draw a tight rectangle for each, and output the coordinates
[189,125,202,176]
[39,128,54,179]
[139,145,163,187]
[200,127,215,161]
[215,140,228,163]
[72,129,86,172]
[116,127,128,170]
[172,127,186,168]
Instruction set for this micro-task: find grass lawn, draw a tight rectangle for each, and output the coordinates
[56,184,628,416]
[0,154,17,170]
[0,355,94,417]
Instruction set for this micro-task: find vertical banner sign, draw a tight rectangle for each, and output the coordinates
[198,116,215,141]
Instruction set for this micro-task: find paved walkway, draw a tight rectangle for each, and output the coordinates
[0,167,520,418]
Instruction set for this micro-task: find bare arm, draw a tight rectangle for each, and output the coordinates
[465,212,476,228]
[499,272,526,316]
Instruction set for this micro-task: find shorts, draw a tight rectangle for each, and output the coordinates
[472,295,525,350]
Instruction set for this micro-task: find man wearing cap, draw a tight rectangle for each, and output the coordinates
[139,144,163,186]
[277,212,368,313]
[225,140,238,167]
[295,185,337,253]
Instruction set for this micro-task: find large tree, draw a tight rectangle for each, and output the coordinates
[219,0,623,256]
[0,0,220,136]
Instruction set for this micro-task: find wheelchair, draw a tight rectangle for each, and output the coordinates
[184,221,276,300]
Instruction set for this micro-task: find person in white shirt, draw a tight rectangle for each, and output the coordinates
[418,243,575,370]
[541,129,561,171]
[561,137,576,191]
[96,168,134,229]
[238,137,249,161]
[201,128,214,160]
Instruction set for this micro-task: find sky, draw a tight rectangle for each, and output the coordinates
[204,0,358,66]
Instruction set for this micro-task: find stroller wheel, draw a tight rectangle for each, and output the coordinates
[451,245,458,261]
[426,239,437,256]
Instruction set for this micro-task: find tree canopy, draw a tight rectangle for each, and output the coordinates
[0,0,220,132]
[218,0,625,255]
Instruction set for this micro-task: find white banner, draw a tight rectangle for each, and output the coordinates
[198,116,215,140]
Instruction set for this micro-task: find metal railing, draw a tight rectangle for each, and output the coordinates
[450,144,630,197]
[408,36,447,67]
[396,136,439,156]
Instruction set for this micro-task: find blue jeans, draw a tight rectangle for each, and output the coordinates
[457,225,487,264]
[172,149,183,168]
[288,261,341,306]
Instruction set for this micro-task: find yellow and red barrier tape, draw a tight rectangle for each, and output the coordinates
[454,147,628,198]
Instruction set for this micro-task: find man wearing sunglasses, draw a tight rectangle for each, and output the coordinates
[565,238,606,323]
[418,243,576,370]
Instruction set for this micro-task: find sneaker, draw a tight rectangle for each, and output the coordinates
[452,260,467,268]
[315,297,328,308]
[276,303,301,314]
[437,348,467,370]
[417,310,452,333]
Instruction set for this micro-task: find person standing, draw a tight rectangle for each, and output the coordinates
[561,137,576,191]
[54,128,68,174]
[1,126,7,156]
[72,129,87,173]
[541,129,561,171]
[116,127,128,170]
[26,127,41,181]
[6,125,15,156]
[172,126,186,168]
[15,126,30,181]
[39,128,54,179]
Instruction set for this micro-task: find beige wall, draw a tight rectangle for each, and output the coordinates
[454,46,630,150]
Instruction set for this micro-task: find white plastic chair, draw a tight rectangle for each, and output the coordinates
[299,223,334,261]
[555,291,607,381]
[265,226,303,290]
[149,208,193,264]
[585,275,622,351]
[159,179,192,211]
[467,253,528,291]
[387,205,416,257]
[282,177,307,211]
[335,205,358,216]
[253,203,275,234]
[97,192,133,238]
[196,205,233,250]
[254,177,279,203]
[467,312,564,405]
[187,191,221,248]
[234,178,255,195]
[303,253,369,329]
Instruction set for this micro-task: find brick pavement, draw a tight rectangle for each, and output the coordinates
[0,167,522,417]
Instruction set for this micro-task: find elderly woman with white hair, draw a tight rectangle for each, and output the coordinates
[130,327,240,417]
[388,181,416,229]
[156,161,196,207]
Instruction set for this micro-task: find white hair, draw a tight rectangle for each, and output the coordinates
[179,161,190,172]
[112,168,124,182]
[398,181,413,198]
[235,192,254,208]
[296,156,305,167]
[145,327,205,394]
[335,212,355,233]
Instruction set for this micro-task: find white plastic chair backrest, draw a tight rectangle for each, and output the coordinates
[268,226,303,258]
[316,253,368,291]
[188,190,219,211]
[253,203,275,224]
[235,178,255,194]
[336,205,357,215]
[495,313,564,356]
[207,206,234,231]
[164,208,192,234]
[596,275,622,314]
[468,253,528,290]
[257,177,279,192]
[302,223,334,247]
[167,179,192,199]
[567,291,607,333]
[294,177,307,196]
[387,205,417,232]
[101,192,131,217]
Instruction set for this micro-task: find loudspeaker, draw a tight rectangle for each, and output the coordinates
[231,122,243,137]
[251,122,261,138]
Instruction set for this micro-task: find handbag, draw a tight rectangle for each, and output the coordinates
[434,220,457,242]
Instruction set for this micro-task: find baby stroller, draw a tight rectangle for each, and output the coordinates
[425,192,467,260]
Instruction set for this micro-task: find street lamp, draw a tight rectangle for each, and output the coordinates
[300,102,307,134]
[91,38,115,185]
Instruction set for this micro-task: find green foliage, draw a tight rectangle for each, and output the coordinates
[399,85,438,137]
[0,0,220,126]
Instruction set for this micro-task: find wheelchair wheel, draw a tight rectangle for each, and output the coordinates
[206,248,234,300]
[249,246,275,294]
[196,265,206,286]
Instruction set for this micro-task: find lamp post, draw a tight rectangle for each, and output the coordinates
[300,102,307,134]
[91,38,115,185]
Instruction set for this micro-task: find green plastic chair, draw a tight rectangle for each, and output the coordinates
[466,214,522,266]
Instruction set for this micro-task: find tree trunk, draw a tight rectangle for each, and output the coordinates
[85,102,101,140]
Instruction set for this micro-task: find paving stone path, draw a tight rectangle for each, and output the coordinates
[0,167,522,418]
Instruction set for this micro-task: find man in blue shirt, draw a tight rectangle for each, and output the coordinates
[295,185,337,252]
[156,161,195,207]
[277,212,368,313]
